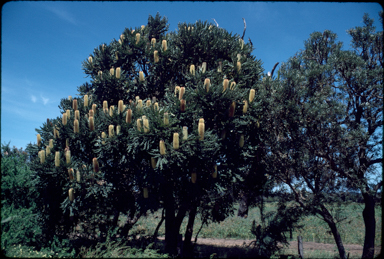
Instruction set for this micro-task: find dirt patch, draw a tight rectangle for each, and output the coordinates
[156,236,381,257]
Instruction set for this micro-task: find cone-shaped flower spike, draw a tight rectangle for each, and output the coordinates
[98,71,103,79]
[183,126,188,140]
[126,109,132,123]
[68,168,74,180]
[223,79,229,92]
[139,71,144,82]
[66,109,71,120]
[74,119,79,133]
[75,110,80,120]
[154,50,159,63]
[103,101,108,113]
[89,116,94,131]
[159,140,166,155]
[151,38,156,47]
[237,61,241,72]
[88,56,93,64]
[109,105,115,117]
[84,95,89,107]
[137,118,142,131]
[46,146,51,156]
[217,61,222,72]
[55,151,60,167]
[212,165,218,178]
[154,102,159,111]
[175,86,180,96]
[180,99,186,112]
[146,100,151,107]
[243,100,248,114]
[190,64,195,75]
[143,118,150,133]
[109,125,114,137]
[135,33,140,44]
[68,188,74,202]
[249,89,255,103]
[239,134,245,147]
[73,99,78,111]
[230,82,236,90]
[93,157,99,173]
[179,87,185,100]
[39,150,45,164]
[76,170,81,183]
[89,109,94,118]
[49,139,54,149]
[151,157,157,169]
[37,134,41,146]
[229,102,236,117]
[110,67,115,76]
[66,150,71,164]
[163,112,169,126]
[198,118,205,140]
[204,78,210,92]
[101,132,106,144]
[202,62,207,73]
[116,67,121,79]
[173,132,179,150]
[116,125,121,135]
[162,39,167,51]
[92,104,97,114]
[118,100,124,114]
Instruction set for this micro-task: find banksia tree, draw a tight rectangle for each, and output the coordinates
[27,13,265,256]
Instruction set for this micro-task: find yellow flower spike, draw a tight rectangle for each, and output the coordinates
[93,157,99,173]
[179,87,185,100]
[173,132,179,150]
[46,146,51,156]
[198,118,205,140]
[204,78,211,92]
[37,134,41,146]
[39,150,45,164]
[137,118,142,131]
[75,110,80,120]
[151,157,157,169]
[237,53,242,61]
[146,100,151,107]
[88,56,93,64]
[98,71,103,79]
[237,61,241,72]
[73,99,78,111]
[190,64,195,76]
[89,116,95,131]
[109,125,115,137]
[163,112,169,126]
[191,172,197,183]
[154,102,159,111]
[240,38,244,49]
[143,118,150,133]
[137,99,143,110]
[139,71,144,82]
[182,126,188,140]
[143,187,148,198]
[228,102,236,117]
[162,39,167,51]
[62,113,67,125]
[110,67,115,76]
[118,100,124,114]
[243,100,248,114]
[103,101,108,112]
[116,67,121,79]
[68,168,74,180]
[212,165,218,178]
[126,109,132,123]
[180,99,186,112]
[202,62,207,73]
[109,105,115,117]
[141,25,145,30]
[230,81,237,90]
[68,96,72,101]
[76,169,81,183]
[89,109,94,118]
[116,125,121,135]
[65,150,71,164]
[135,33,140,44]
[154,50,159,63]
[55,151,60,167]
[92,104,97,114]
[102,44,105,52]
[223,79,229,92]
[74,119,79,133]
[66,110,71,120]
[174,86,181,96]
[239,134,245,147]
[249,89,255,103]
[135,96,140,103]
[159,140,166,155]
[84,95,89,107]
[68,188,74,202]
[49,139,54,149]
[101,132,106,144]
[151,38,156,47]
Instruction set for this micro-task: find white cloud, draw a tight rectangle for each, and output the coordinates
[41,3,77,25]
[31,95,37,103]
[41,95,49,105]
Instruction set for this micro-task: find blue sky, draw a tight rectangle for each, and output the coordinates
[1,1,382,150]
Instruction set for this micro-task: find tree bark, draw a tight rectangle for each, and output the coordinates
[362,191,376,259]
[164,182,178,256]
[183,204,198,256]
[320,205,347,259]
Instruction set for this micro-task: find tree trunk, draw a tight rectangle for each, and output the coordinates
[237,191,249,218]
[183,205,198,256]
[164,183,178,256]
[362,191,376,259]
[320,205,347,259]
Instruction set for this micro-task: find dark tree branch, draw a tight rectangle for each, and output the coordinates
[270,62,279,77]
[241,18,246,40]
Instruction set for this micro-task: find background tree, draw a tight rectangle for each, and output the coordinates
[27,13,266,256]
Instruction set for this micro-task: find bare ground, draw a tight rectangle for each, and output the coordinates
[156,236,382,258]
